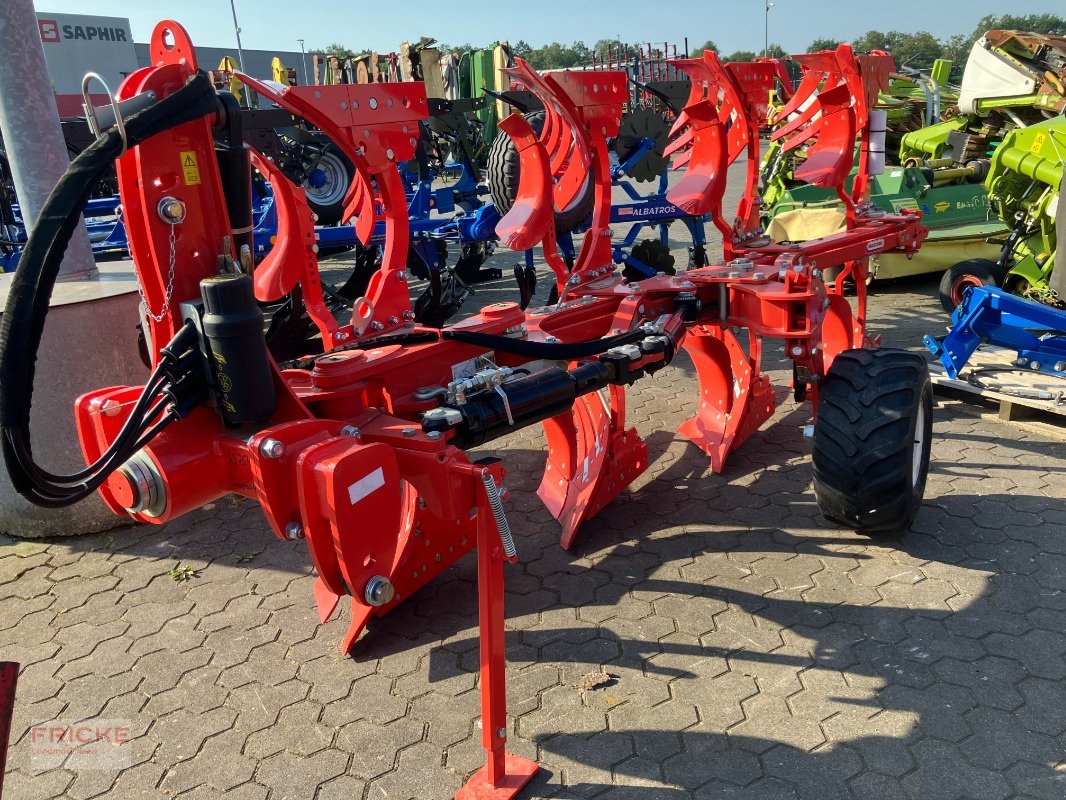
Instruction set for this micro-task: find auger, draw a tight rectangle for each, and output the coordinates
[0,22,933,797]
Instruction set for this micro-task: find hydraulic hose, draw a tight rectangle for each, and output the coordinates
[0,72,218,507]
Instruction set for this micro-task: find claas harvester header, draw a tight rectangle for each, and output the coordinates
[0,22,933,796]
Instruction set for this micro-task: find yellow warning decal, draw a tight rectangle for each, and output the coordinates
[180,151,200,185]
[1030,133,1046,155]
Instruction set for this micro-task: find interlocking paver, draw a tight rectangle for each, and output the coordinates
[3,210,1066,800]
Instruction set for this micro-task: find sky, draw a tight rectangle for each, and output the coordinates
[36,0,1065,56]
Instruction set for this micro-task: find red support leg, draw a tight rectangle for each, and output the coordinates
[456,475,538,799]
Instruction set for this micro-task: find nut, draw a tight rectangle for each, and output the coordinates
[259,438,285,459]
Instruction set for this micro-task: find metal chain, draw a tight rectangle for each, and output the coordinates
[140,222,177,323]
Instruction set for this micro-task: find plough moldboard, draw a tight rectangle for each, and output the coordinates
[0,21,935,798]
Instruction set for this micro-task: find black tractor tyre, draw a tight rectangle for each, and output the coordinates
[938,258,1007,314]
[487,111,594,234]
[304,143,355,226]
[812,348,933,536]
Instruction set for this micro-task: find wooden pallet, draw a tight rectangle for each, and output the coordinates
[928,345,1066,424]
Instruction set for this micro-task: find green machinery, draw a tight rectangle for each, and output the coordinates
[948,116,1064,308]
[456,44,511,147]
[766,30,1066,294]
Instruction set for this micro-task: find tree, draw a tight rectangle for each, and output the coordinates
[764,44,787,59]
[890,31,943,69]
[725,50,759,62]
[973,13,1066,37]
[315,42,360,59]
[511,40,533,60]
[807,37,842,52]
[692,39,718,55]
[592,38,639,62]
[851,30,900,54]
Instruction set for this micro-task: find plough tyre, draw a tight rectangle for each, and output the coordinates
[938,257,1007,314]
[812,349,933,535]
[486,110,594,233]
[302,142,355,225]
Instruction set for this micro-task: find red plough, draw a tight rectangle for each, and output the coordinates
[1,23,932,798]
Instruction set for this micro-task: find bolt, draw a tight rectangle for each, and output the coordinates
[388,316,399,325]
[101,399,123,417]
[811,269,822,279]
[753,272,765,280]
[370,321,384,331]
[793,264,803,273]
[791,346,804,357]
[284,521,303,540]
[638,305,645,315]
[157,196,186,224]
[397,270,408,281]
[260,438,285,459]
[340,425,360,437]
[729,271,741,279]
[567,275,581,285]
[426,430,442,440]
[1055,361,1066,372]
[802,424,815,438]
[778,268,787,278]
[335,331,348,341]
[496,726,507,739]
[402,427,416,437]
[402,310,415,320]
[1029,361,1041,370]
[545,336,559,343]
[364,575,395,606]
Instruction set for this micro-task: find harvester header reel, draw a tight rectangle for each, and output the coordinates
[1,21,931,799]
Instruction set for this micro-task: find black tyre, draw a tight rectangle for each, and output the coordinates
[487,111,594,234]
[938,258,1007,314]
[812,348,933,536]
[304,143,355,226]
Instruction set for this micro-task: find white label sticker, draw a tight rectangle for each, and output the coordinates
[348,467,385,505]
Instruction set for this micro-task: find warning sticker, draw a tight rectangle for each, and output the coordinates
[1030,133,1046,155]
[180,151,200,185]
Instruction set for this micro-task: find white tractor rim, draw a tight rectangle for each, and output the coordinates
[911,402,926,486]
[305,152,348,207]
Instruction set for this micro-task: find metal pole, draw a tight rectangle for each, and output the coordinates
[228,0,246,71]
[764,1,775,59]
[0,0,96,278]
[298,38,310,86]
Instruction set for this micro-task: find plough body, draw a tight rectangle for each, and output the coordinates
[4,22,930,798]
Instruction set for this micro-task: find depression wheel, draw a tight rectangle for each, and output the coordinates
[938,258,1007,314]
[812,348,933,536]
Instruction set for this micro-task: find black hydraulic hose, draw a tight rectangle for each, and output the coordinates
[0,71,217,505]
[9,392,171,504]
[20,367,167,486]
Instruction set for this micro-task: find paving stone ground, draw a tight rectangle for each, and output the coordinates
[2,177,1065,798]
